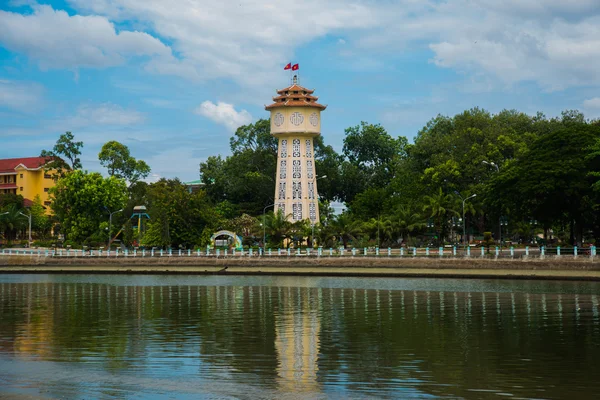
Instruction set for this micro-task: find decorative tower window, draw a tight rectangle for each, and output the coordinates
[293,203,303,220]
[308,181,315,199]
[280,139,288,158]
[305,140,312,158]
[306,160,314,179]
[292,160,301,179]
[279,160,287,179]
[309,203,316,221]
[292,139,300,157]
[278,182,286,200]
[290,112,304,126]
[292,182,302,199]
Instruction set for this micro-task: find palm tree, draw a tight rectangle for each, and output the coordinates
[263,209,291,248]
[396,205,426,244]
[0,204,27,244]
[327,213,363,248]
[422,188,458,245]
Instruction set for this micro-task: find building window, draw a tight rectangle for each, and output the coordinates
[20,174,23,179]
[292,139,300,157]
[292,182,302,199]
[292,203,302,220]
[280,139,288,158]
[277,203,285,216]
[20,187,23,192]
[292,160,301,179]
[279,160,287,179]
[308,182,315,199]
[278,182,286,200]
[44,174,52,179]
[44,188,49,192]
[309,203,317,222]
[306,160,314,179]
[305,140,312,158]
[44,201,51,206]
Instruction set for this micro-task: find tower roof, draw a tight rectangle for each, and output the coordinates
[265,83,326,110]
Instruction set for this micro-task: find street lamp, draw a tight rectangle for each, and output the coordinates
[311,175,327,247]
[107,208,123,248]
[17,211,32,248]
[455,192,476,249]
[482,160,501,245]
[263,203,275,250]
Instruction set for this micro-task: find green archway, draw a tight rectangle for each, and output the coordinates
[210,230,243,250]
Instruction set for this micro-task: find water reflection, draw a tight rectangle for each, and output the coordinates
[1,276,600,399]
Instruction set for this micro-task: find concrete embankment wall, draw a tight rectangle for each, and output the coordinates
[1,255,600,281]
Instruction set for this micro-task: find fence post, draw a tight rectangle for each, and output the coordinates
[116,248,119,257]
[400,247,404,257]
[413,247,416,257]
[481,246,485,257]
[376,247,379,256]
[269,248,272,256]
[525,246,529,257]
[426,247,429,256]
[466,246,471,257]
[574,246,578,258]
[495,247,499,257]
[557,246,561,257]
[439,247,444,257]
[363,247,367,256]
[510,247,514,258]
[329,248,333,256]
[169,249,172,257]
[388,247,391,257]
[453,246,457,257]
[541,246,545,258]
[287,248,291,256]
[352,248,356,257]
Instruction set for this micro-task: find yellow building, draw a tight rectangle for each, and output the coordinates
[266,76,326,223]
[0,157,55,212]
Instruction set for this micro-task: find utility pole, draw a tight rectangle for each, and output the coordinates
[107,208,123,249]
[18,211,32,248]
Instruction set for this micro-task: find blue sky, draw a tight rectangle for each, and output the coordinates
[2,0,600,182]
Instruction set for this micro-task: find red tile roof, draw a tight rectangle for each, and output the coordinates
[266,85,326,110]
[276,84,315,95]
[0,183,17,189]
[0,157,49,173]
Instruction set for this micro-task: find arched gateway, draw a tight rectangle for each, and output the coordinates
[210,230,243,250]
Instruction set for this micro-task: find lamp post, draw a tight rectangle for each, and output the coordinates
[263,203,275,250]
[310,175,327,247]
[455,192,477,250]
[17,211,32,248]
[107,208,123,249]
[482,160,501,245]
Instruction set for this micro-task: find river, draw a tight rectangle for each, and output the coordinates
[0,274,599,399]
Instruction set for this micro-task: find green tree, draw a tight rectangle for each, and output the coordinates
[263,209,292,248]
[98,140,151,184]
[49,170,127,243]
[327,213,363,248]
[40,131,83,177]
[422,188,458,245]
[0,204,27,243]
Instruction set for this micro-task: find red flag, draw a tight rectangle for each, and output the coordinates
[292,63,299,71]
[284,63,292,70]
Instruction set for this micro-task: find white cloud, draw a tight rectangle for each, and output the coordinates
[3,0,600,93]
[583,98,600,109]
[195,101,252,132]
[57,103,145,130]
[0,79,43,112]
[0,5,171,71]
[66,0,377,86]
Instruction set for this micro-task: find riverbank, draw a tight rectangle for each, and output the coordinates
[1,255,600,280]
